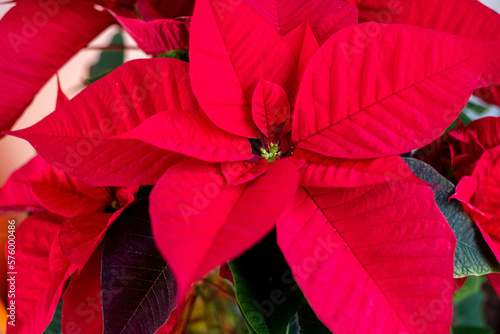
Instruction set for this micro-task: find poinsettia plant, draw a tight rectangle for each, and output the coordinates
[1,0,500,333]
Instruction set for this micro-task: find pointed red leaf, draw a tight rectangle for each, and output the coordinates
[307,0,358,45]
[242,0,311,36]
[284,21,319,89]
[251,79,290,138]
[452,116,500,151]
[450,148,483,180]
[29,166,112,217]
[58,212,111,270]
[479,50,500,88]
[62,249,103,334]
[454,277,467,292]
[452,145,500,262]
[91,0,136,16]
[242,0,357,43]
[189,0,296,138]
[155,301,186,333]
[447,117,500,177]
[114,186,137,206]
[475,85,500,106]
[48,227,77,303]
[451,176,493,224]
[295,148,423,187]
[55,75,68,108]
[222,159,269,186]
[59,204,133,270]
[345,0,500,87]
[293,23,494,159]
[0,156,47,213]
[487,273,500,299]
[411,137,452,178]
[277,182,455,334]
[470,211,500,263]
[219,263,235,284]
[456,146,500,218]
[0,0,113,136]
[8,58,198,186]
[136,0,195,20]
[114,14,190,56]
[8,212,71,334]
[150,158,300,300]
[347,0,500,41]
[115,110,254,162]
[482,213,500,261]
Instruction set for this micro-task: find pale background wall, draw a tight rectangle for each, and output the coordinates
[0,0,499,184]
[0,4,149,184]
[482,0,500,12]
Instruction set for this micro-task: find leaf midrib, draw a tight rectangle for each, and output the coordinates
[296,45,489,145]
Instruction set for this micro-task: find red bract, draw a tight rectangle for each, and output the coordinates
[412,117,500,180]
[411,137,452,179]
[0,0,113,136]
[8,212,73,334]
[29,166,114,217]
[0,156,134,218]
[277,183,455,333]
[189,0,298,138]
[6,0,500,333]
[452,133,500,261]
[56,186,135,273]
[59,212,114,270]
[345,0,500,87]
[151,158,301,300]
[474,85,500,107]
[242,0,358,42]
[449,118,500,304]
[55,75,69,108]
[0,156,136,333]
[347,0,500,42]
[0,156,47,213]
[8,59,203,186]
[447,117,500,179]
[114,14,191,56]
[62,249,104,333]
[136,0,195,21]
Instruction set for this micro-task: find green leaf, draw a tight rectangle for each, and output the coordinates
[43,299,63,334]
[404,158,500,277]
[136,185,154,199]
[444,118,458,134]
[458,112,472,126]
[460,99,495,123]
[285,315,299,334]
[454,276,486,302]
[452,326,493,334]
[242,314,259,334]
[229,230,304,334]
[297,304,331,334]
[153,49,189,62]
[85,31,125,84]
[84,68,115,85]
[454,291,487,328]
[453,277,488,328]
[443,109,473,134]
[465,101,489,115]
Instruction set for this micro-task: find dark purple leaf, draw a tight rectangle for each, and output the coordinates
[101,198,177,334]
